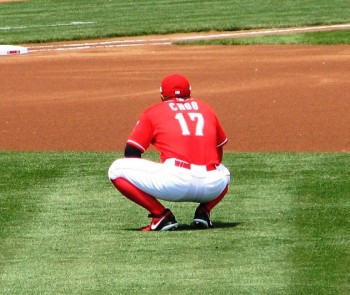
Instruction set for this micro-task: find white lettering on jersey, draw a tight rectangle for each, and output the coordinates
[169,101,199,111]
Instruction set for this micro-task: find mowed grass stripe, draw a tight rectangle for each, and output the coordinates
[290,154,349,294]
[1,152,349,294]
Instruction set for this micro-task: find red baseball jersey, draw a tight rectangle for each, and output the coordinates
[127,98,228,165]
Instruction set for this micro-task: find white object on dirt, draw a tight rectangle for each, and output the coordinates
[0,45,28,56]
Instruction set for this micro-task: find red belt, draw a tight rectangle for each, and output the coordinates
[174,160,217,171]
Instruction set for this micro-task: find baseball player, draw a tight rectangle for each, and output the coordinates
[108,73,231,231]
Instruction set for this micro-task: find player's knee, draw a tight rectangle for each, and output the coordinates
[108,159,124,180]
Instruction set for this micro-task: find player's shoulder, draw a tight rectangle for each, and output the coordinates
[142,101,165,114]
[192,97,212,107]
[191,97,217,112]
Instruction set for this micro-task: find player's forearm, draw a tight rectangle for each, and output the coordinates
[124,144,142,158]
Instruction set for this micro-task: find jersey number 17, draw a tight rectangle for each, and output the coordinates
[174,112,204,136]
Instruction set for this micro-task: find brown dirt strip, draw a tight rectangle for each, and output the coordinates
[1,42,349,152]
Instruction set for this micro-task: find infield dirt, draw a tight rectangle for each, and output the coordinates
[0,41,349,152]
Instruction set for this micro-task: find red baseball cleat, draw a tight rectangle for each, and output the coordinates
[141,209,178,232]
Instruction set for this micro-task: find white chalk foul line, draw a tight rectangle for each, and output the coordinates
[0,21,96,31]
[28,24,350,53]
[173,23,350,41]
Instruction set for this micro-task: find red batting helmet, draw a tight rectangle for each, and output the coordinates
[160,74,191,99]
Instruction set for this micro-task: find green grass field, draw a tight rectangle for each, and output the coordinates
[0,152,349,294]
[0,0,349,44]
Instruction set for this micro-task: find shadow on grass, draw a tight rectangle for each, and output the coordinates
[126,221,242,231]
[176,221,242,231]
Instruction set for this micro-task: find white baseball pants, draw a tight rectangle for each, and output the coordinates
[108,158,231,203]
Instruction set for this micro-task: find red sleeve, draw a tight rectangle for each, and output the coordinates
[126,113,154,152]
[216,116,228,147]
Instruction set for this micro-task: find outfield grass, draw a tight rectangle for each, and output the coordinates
[0,151,348,294]
[0,0,349,44]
